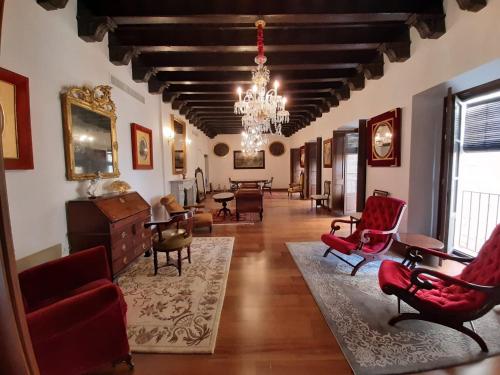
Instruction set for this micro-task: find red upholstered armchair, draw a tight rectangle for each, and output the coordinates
[379,224,500,352]
[321,196,407,276]
[18,246,133,375]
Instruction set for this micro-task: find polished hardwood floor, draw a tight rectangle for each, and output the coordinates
[93,192,500,375]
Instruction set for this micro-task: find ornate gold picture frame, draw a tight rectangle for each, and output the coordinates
[171,114,187,175]
[61,85,120,180]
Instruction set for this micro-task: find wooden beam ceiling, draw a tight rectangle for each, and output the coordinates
[37,0,491,137]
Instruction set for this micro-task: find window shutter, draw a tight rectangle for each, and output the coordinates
[463,98,500,152]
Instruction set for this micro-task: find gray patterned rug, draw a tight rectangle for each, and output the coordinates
[287,241,500,375]
[116,237,234,353]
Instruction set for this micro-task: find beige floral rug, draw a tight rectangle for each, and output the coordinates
[116,237,234,353]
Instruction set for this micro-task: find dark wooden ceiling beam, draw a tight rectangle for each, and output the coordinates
[36,0,68,10]
[456,0,487,12]
[108,24,410,60]
[136,50,381,69]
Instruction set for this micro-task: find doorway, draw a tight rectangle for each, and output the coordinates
[442,84,500,256]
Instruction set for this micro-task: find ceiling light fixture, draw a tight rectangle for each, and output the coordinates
[234,20,289,154]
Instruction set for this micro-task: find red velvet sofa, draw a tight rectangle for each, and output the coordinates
[18,246,132,375]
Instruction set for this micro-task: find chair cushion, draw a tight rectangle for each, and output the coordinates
[321,233,383,255]
[379,260,489,314]
[153,228,193,251]
[194,212,213,226]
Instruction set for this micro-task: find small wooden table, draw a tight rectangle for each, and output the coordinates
[213,192,235,217]
[393,233,445,266]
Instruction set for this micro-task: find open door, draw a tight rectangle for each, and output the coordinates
[290,148,301,185]
[331,129,359,216]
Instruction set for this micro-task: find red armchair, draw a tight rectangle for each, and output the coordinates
[321,196,407,276]
[18,246,133,375]
[379,224,500,352]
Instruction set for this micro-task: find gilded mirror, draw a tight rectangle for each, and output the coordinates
[61,85,119,180]
[195,167,206,202]
[373,122,393,158]
[171,115,187,175]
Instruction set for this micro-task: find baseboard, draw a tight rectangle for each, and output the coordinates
[16,244,62,272]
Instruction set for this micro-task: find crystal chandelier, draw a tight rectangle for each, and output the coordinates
[234,20,289,154]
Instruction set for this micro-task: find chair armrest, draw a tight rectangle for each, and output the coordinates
[19,246,110,309]
[410,268,500,294]
[402,246,473,269]
[27,284,124,342]
[359,228,397,244]
[330,219,356,234]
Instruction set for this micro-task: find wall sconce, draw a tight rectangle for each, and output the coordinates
[186,137,192,145]
[164,126,174,144]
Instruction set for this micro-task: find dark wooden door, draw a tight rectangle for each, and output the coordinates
[290,148,301,185]
[315,137,322,195]
[331,133,345,215]
[305,142,317,198]
[357,120,367,211]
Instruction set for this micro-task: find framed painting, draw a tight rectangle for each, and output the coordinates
[367,108,401,167]
[233,150,265,169]
[299,145,305,167]
[131,123,153,169]
[0,67,33,169]
[323,138,332,168]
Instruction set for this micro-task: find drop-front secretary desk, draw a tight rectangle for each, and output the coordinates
[67,191,152,277]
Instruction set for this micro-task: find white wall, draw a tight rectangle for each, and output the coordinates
[209,134,290,189]
[290,0,500,232]
[0,0,209,258]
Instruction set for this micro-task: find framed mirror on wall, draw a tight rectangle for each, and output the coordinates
[171,115,187,175]
[367,108,401,167]
[61,85,119,181]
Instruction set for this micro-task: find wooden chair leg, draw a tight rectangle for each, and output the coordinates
[153,249,158,275]
[187,245,191,263]
[177,249,182,276]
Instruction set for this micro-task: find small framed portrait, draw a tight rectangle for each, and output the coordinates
[323,138,332,168]
[299,145,305,167]
[131,123,153,169]
[0,67,33,169]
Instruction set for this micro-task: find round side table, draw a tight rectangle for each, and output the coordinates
[213,192,235,217]
[394,233,445,266]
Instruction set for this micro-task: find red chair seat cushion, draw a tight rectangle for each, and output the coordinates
[321,233,385,255]
[379,260,488,313]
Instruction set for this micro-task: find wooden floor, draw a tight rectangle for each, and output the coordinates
[92,192,500,375]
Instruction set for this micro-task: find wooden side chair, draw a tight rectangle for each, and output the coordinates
[145,211,194,276]
[160,194,212,232]
[263,177,273,195]
[311,180,331,209]
[288,172,304,199]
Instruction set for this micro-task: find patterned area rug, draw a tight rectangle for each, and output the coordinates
[116,237,234,353]
[287,241,500,375]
